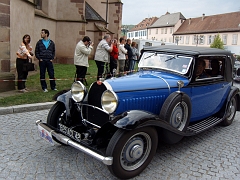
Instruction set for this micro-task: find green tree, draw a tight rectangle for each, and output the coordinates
[210,34,224,49]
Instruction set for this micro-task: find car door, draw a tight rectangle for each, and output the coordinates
[189,57,230,122]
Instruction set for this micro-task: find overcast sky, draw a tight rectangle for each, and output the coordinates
[121,0,240,25]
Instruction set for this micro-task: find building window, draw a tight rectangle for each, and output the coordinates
[156,29,158,34]
[149,29,151,35]
[208,35,212,45]
[199,35,205,45]
[232,34,238,45]
[208,35,216,45]
[222,34,227,45]
[161,28,164,34]
[35,0,42,10]
[164,38,166,42]
[180,36,184,44]
[135,32,138,37]
[170,28,173,34]
[165,28,167,34]
[186,36,189,44]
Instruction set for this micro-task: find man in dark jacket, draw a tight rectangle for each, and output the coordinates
[124,39,133,72]
[35,29,57,92]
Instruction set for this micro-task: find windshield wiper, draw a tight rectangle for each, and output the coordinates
[165,55,177,62]
[144,52,157,59]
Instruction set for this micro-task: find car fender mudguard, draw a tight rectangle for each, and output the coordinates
[112,110,187,136]
[56,90,72,116]
[227,86,240,111]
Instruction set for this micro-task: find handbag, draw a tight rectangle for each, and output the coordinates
[23,59,35,72]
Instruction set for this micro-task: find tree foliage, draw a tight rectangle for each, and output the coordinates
[210,34,224,49]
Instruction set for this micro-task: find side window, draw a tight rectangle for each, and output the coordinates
[194,57,225,82]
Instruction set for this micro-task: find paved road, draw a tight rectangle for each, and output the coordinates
[0,109,240,180]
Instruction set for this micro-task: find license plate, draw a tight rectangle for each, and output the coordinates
[37,125,54,146]
[59,123,81,142]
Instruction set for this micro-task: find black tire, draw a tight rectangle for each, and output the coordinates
[47,102,68,145]
[106,127,158,179]
[221,96,237,126]
[159,92,191,144]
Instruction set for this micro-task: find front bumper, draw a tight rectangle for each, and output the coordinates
[36,120,113,165]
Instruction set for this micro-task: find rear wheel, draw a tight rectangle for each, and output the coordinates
[221,96,237,126]
[47,102,68,145]
[106,127,158,179]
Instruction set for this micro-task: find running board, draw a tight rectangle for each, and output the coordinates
[186,116,223,135]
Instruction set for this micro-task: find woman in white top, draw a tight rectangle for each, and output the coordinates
[118,37,128,76]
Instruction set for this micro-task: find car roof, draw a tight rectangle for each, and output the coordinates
[142,45,232,56]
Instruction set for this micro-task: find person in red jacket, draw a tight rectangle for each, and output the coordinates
[110,39,119,76]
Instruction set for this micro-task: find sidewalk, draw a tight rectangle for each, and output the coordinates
[0,101,55,115]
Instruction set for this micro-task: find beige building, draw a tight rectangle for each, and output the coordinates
[148,12,186,43]
[127,17,158,40]
[0,0,123,74]
[173,12,240,54]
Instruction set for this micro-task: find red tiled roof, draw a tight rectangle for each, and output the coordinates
[128,17,159,32]
[174,11,240,35]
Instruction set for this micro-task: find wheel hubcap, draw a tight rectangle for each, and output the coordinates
[170,102,188,131]
[120,132,151,171]
[130,144,143,160]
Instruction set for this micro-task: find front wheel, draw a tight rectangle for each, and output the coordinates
[47,102,68,145]
[106,127,158,179]
[221,96,237,126]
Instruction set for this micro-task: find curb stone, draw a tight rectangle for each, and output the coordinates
[0,101,56,115]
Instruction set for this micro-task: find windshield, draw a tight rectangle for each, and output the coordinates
[138,52,193,75]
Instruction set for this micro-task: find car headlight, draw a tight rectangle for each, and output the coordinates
[71,81,86,102]
[101,90,118,114]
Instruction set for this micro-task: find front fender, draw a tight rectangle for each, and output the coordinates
[57,90,72,116]
[112,110,187,136]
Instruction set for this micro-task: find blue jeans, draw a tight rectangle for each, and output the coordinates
[39,60,56,90]
[129,59,136,73]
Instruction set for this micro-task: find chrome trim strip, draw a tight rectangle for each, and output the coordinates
[36,120,113,165]
[79,103,109,114]
[150,74,171,93]
[103,81,113,91]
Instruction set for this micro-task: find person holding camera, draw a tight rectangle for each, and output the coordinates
[74,36,94,84]
[16,34,34,93]
[94,34,113,80]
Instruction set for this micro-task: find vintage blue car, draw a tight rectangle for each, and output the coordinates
[36,45,239,179]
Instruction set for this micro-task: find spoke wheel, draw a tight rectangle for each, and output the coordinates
[106,127,158,179]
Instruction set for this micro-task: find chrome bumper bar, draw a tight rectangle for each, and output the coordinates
[36,120,113,165]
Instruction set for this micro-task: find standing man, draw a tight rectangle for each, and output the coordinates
[74,36,94,84]
[118,37,128,76]
[124,39,133,73]
[94,34,113,80]
[35,29,57,92]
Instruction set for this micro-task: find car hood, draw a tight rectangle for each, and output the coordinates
[105,71,190,92]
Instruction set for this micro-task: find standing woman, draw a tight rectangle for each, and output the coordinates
[16,34,33,93]
[110,39,118,76]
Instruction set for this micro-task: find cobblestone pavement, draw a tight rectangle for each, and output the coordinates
[1,110,240,180]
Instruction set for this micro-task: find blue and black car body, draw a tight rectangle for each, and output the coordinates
[36,45,240,179]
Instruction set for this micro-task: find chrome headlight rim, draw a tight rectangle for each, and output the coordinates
[71,81,86,102]
[101,90,118,114]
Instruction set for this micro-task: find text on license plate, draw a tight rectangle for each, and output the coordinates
[59,123,81,142]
